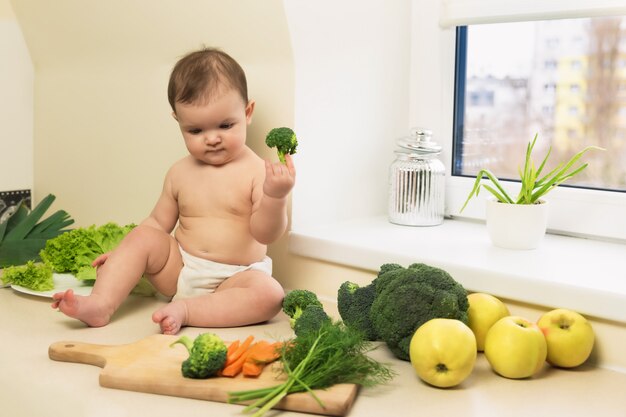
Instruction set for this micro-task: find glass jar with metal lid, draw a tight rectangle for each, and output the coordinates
[388,128,445,226]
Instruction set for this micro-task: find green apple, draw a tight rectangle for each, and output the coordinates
[467,292,510,351]
[484,315,547,379]
[409,318,477,388]
[537,308,595,368]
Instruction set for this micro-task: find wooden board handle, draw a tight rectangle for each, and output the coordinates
[49,341,116,368]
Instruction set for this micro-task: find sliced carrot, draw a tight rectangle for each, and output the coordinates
[242,360,264,377]
[226,340,240,357]
[222,342,259,377]
[225,335,254,367]
[242,341,282,378]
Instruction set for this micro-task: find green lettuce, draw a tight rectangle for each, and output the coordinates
[39,222,155,296]
[1,261,54,291]
[40,222,135,278]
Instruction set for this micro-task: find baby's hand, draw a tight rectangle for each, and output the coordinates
[92,252,110,268]
[263,154,296,199]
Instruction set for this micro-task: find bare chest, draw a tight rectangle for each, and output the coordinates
[175,167,257,218]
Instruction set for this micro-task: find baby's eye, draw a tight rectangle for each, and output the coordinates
[220,123,234,130]
[188,128,202,135]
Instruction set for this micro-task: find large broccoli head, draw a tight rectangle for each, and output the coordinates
[370,263,469,361]
[171,333,228,378]
[265,127,297,163]
[282,289,323,328]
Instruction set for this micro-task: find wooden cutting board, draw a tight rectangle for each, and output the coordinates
[49,334,358,416]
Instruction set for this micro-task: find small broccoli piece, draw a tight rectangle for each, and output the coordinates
[282,289,323,328]
[337,281,379,341]
[294,304,331,337]
[265,127,297,163]
[170,333,228,378]
[370,263,469,361]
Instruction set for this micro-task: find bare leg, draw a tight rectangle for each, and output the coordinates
[51,225,182,327]
[151,269,284,334]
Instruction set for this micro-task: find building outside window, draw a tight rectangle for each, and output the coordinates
[454,17,626,192]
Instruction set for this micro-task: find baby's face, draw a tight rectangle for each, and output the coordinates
[174,88,253,166]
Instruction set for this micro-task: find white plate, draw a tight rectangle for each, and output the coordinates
[11,273,93,298]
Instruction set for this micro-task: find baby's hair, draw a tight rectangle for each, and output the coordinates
[167,47,248,112]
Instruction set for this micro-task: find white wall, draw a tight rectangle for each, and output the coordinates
[0,0,33,193]
[284,0,412,227]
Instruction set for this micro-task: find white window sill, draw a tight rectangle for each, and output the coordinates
[289,216,626,324]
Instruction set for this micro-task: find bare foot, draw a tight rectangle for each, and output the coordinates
[51,289,112,327]
[152,300,188,335]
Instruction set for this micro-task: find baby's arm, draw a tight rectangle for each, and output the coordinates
[140,169,180,233]
[250,154,296,244]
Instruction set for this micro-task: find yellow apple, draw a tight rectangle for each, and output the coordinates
[409,318,477,388]
[467,292,510,351]
[537,308,595,368]
[484,315,547,379]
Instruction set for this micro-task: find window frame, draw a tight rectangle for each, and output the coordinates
[435,22,626,242]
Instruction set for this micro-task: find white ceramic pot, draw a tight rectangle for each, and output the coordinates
[485,198,549,250]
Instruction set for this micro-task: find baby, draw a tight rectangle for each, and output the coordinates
[51,48,295,334]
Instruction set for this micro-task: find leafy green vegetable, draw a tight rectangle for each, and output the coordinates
[1,261,54,291]
[228,320,394,417]
[0,194,74,267]
[39,222,155,296]
[40,222,135,279]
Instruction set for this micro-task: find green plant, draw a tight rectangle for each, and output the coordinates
[460,134,603,212]
[0,194,74,268]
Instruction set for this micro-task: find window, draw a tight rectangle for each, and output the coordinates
[453,18,626,192]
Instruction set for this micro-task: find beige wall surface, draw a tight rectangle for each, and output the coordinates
[0,0,33,193]
[11,0,293,227]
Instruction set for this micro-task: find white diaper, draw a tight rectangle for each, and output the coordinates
[173,246,272,300]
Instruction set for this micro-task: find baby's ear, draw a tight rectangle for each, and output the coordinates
[171,111,178,121]
[245,100,256,123]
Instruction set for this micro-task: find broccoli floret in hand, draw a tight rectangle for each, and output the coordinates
[294,304,331,337]
[369,263,469,361]
[265,127,297,163]
[282,289,323,328]
[170,333,228,378]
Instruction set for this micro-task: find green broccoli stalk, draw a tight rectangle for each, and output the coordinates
[265,127,297,163]
[294,304,331,337]
[369,263,469,361]
[282,289,323,329]
[170,333,228,378]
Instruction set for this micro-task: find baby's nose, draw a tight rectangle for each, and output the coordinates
[204,133,221,145]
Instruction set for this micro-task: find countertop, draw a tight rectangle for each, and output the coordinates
[2,287,626,417]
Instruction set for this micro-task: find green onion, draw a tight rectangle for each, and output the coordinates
[0,194,74,268]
